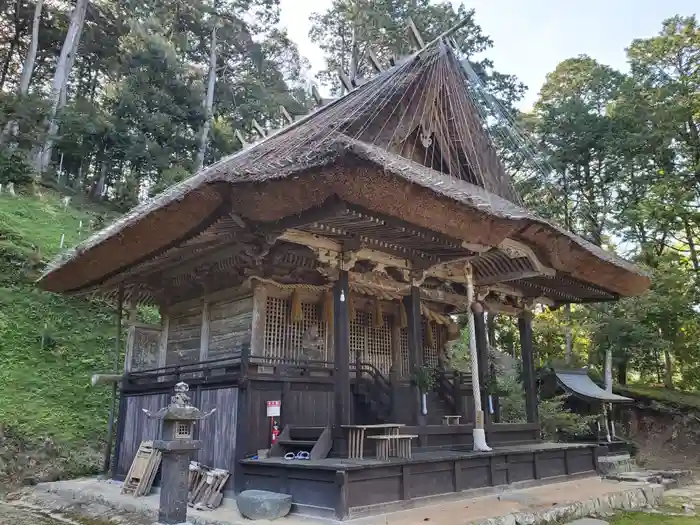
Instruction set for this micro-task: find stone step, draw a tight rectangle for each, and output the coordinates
[605,469,694,490]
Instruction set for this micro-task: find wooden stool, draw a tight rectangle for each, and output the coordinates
[367,435,392,460]
[367,434,418,460]
[442,415,461,426]
[394,435,417,459]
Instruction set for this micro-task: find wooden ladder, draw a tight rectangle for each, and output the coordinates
[122,440,162,497]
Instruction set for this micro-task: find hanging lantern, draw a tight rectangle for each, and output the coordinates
[291,289,303,322]
[323,290,333,326]
[425,319,434,347]
[373,297,384,327]
[399,301,408,328]
[348,290,356,320]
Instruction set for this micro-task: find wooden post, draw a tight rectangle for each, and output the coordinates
[404,286,422,426]
[334,271,351,427]
[104,286,124,476]
[473,303,490,426]
[199,302,210,362]
[158,313,170,370]
[250,284,268,357]
[390,320,401,422]
[518,309,538,426]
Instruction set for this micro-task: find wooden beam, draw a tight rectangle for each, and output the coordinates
[338,70,354,93]
[407,17,425,50]
[251,119,266,138]
[499,238,555,277]
[312,85,323,106]
[279,105,293,125]
[367,48,383,72]
[234,129,248,147]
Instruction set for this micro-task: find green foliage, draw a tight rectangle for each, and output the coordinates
[496,375,596,441]
[611,512,700,525]
[616,384,700,410]
[412,365,436,392]
[0,190,119,483]
[0,149,34,187]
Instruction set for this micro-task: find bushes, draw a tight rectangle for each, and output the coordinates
[0,149,34,188]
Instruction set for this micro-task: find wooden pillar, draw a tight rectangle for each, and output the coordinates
[199,302,210,362]
[518,309,538,425]
[473,303,490,426]
[390,320,401,422]
[403,286,422,426]
[158,312,169,369]
[334,271,352,427]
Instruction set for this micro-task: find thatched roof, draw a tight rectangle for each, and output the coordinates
[37,40,650,300]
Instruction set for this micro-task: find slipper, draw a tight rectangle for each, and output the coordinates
[296,451,310,460]
[284,452,296,460]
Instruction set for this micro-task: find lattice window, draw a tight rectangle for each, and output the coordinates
[350,310,393,375]
[175,422,192,439]
[399,322,447,375]
[263,296,328,361]
[400,328,409,377]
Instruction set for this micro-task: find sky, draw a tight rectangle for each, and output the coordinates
[278,0,698,110]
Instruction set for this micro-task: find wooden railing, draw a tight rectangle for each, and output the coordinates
[123,356,243,390]
[351,362,393,422]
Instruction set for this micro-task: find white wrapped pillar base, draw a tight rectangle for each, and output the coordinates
[473,426,491,452]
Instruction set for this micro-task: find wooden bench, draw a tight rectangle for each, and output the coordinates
[342,424,404,459]
[442,415,461,425]
[366,434,417,460]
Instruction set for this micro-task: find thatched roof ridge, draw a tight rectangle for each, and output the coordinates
[38,39,650,298]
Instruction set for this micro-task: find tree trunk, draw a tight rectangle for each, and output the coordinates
[684,218,699,272]
[617,361,627,385]
[194,22,217,173]
[0,0,43,145]
[35,0,89,174]
[19,0,42,95]
[604,349,613,393]
[58,25,81,111]
[564,303,573,365]
[664,349,674,388]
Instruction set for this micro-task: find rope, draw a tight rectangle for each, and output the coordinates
[249,276,451,324]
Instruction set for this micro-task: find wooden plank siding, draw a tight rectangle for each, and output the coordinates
[116,392,168,478]
[208,295,253,361]
[198,387,239,472]
[166,306,203,366]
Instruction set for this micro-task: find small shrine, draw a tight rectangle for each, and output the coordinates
[38,23,650,521]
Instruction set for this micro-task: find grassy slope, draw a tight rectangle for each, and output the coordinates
[617,384,700,410]
[0,190,119,483]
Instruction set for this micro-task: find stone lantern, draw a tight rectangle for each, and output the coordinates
[144,382,215,525]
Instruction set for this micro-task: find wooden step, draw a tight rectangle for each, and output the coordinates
[277,439,317,447]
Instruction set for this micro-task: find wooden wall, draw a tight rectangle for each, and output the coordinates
[163,292,254,366]
[198,387,239,472]
[166,306,202,366]
[208,296,253,360]
[246,379,334,454]
[116,392,168,477]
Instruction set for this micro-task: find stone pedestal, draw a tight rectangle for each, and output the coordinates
[143,382,215,525]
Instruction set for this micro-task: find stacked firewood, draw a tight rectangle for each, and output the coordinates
[188,461,230,510]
